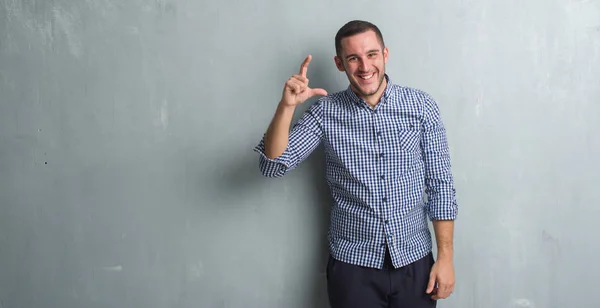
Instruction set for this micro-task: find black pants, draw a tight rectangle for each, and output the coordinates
[326,248,437,308]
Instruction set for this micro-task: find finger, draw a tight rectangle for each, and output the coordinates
[434,284,452,299]
[288,83,301,94]
[291,79,307,92]
[291,74,309,85]
[444,283,454,297]
[299,55,312,77]
[284,82,299,94]
[287,79,305,94]
[426,274,436,294]
[309,88,328,97]
[434,288,447,299]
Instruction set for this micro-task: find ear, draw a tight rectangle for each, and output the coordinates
[383,47,389,64]
[334,56,345,72]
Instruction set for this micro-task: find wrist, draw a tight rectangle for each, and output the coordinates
[436,247,453,262]
[272,101,294,117]
[278,99,297,110]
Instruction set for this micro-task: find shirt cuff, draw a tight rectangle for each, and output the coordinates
[253,138,294,177]
[426,190,458,220]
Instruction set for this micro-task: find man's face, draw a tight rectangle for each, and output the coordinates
[335,30,389,99]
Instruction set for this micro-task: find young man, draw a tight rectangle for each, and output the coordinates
[254,20,458,308]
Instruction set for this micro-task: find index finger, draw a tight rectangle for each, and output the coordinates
[299,55,312,77]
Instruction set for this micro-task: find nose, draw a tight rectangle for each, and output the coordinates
[359,59,368,71]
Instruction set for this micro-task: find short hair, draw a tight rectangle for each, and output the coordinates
[334,20,385,56]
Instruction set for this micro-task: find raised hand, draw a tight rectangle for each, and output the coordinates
[281,55,328,107]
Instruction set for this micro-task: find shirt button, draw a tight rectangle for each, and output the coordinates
[380,175,385,180]
[377,131,381,136]
[379,153,384,158]
[385,220,389,224]
[382,197,387,202]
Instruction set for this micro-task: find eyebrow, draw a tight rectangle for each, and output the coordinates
[345,49,380,59]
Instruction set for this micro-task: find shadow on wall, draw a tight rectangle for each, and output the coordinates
[205,47,340,307]
[209,144,332,308]
[303,146,333,308]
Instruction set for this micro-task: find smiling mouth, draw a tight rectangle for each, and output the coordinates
[357,73,375,80]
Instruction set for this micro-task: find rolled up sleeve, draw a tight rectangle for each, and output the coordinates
[253,139,295,177]
[421,95,458,221]
[253,100,324,178]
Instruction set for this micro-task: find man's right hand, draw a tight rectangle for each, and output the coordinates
[264,55,326,159]
[280,55,328,107]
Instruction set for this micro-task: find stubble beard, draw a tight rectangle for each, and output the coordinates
[350,69,386,98]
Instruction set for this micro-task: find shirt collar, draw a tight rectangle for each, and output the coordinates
[345,73,394,106]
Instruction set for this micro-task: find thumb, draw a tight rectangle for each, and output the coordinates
[310,88,328,97]
[426,273,436,294]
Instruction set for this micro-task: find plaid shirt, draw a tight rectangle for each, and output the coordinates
[254,75,458,269]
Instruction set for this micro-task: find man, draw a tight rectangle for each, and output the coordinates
[253,20,458,308]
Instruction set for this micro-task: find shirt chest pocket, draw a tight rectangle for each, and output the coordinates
[395,118,422,153]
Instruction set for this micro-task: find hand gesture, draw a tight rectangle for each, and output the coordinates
[281,55,328,107]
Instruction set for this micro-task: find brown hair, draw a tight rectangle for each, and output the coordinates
[335,20,385,56]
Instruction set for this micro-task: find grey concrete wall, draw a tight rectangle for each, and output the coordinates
[1,0,599,307]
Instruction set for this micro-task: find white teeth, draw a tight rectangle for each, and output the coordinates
[359,74,374,80]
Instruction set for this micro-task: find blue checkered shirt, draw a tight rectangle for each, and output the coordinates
[254,75,458,269]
